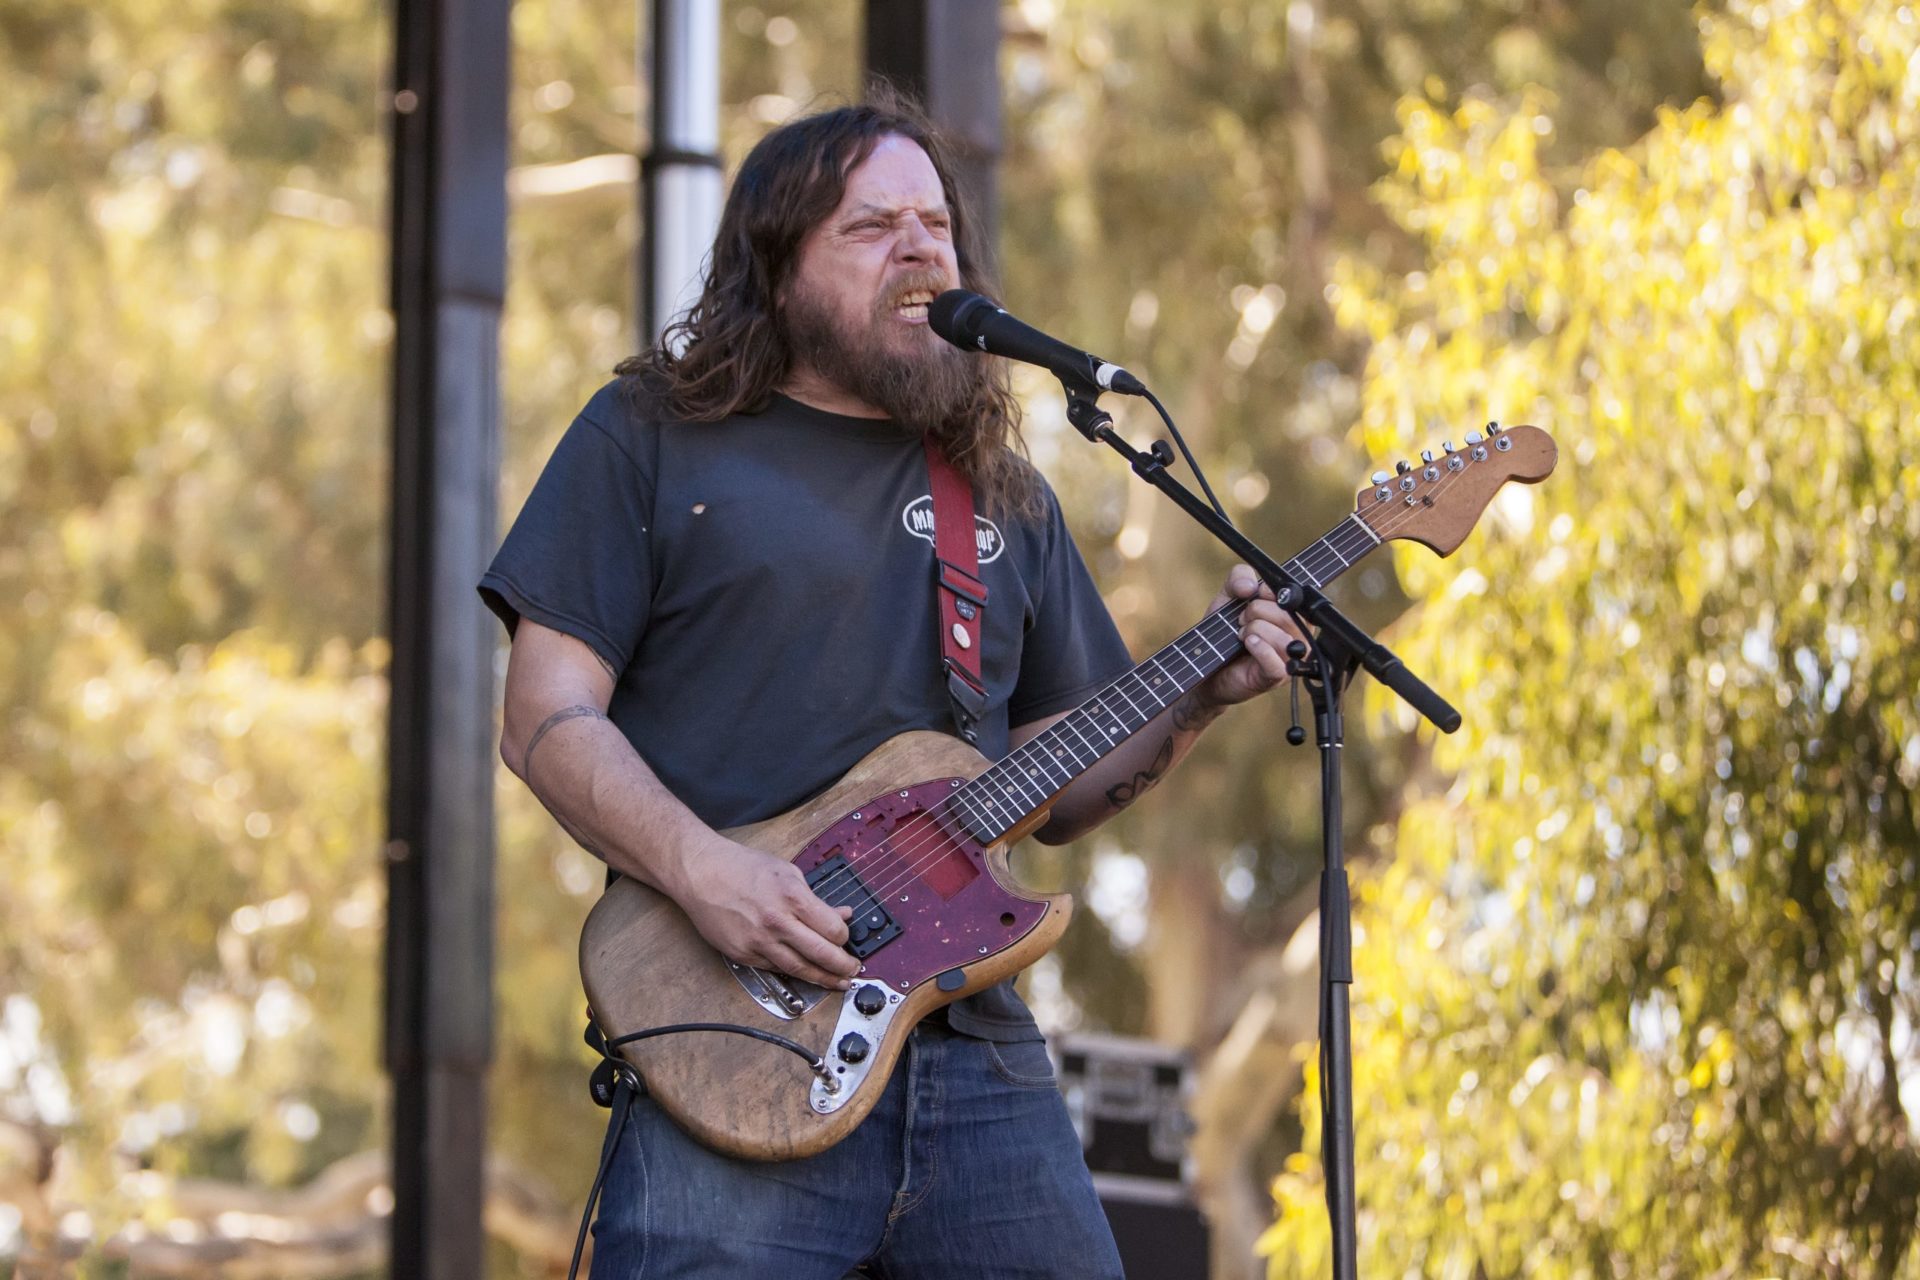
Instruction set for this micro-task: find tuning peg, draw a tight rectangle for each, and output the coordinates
[1464,430,1483,445]
[1370,470,1390,485]
[1485,421,1502,435]
[1442,440,1455,453]
[1420,449,1435,464]
[1395,459,1412,475]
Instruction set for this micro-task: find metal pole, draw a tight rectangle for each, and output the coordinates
[642,0,724,345]
[384,0,507,1272]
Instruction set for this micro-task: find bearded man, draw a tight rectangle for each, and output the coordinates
[480,97,1303,1278]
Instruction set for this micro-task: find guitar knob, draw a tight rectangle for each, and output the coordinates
[1442,441,1455,454]
[1395,460,1412,475]
[1486,421,1502,435]
[1464,430,1484,445]
[853,984,886,1016]
[837,1033,871,1064]
[1370,470,1390,485]
[1420,449,1435,464]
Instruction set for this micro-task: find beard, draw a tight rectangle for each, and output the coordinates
[780,273,988,433]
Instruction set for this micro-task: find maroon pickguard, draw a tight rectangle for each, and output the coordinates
[791,778,1047,992]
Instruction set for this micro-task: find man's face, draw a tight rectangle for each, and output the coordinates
[780,134,977,421]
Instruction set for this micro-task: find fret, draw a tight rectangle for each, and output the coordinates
[1042,725,1090,771]
[1011,746,1060,794]
[1058,717,1103,762]
[1138,655,1179,710]
[994,763,1043,811]
[1169,641,1210,681]
[1136,663,1178,711]
[998,759,1044,809]
[1110,680,1152,722]
[952,788,991,837]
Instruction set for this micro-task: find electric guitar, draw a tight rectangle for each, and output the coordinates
[579,423,1557,1161]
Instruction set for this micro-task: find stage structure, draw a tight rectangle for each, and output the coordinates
[865,0,1003,256]
[641,0,723,342]
[383,0,508,1276]
[383,0,1000,1271]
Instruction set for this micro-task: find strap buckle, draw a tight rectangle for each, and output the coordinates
[935,557,989,610]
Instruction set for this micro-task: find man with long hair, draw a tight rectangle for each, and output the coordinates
[481,94,1301,1277]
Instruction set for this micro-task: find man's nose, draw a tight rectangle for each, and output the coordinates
[895,213,938,262]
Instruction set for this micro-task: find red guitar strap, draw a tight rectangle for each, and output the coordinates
[923,438,989,744]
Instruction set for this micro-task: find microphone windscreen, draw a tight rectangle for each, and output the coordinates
[928,289,994,350]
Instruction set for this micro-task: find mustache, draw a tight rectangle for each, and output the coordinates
[880,272,954,310]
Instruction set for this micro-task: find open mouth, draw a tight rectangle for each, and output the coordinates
[892,289,936,321]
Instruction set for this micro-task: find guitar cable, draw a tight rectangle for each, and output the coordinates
[569,1016,833,1280]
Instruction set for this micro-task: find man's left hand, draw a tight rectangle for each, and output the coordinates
[1194,564,1312,711]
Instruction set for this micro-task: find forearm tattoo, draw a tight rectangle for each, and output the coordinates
[523,704,609,785]
[1104,735,1175,812]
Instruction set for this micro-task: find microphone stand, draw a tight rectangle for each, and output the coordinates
[1058,383,1459,1280]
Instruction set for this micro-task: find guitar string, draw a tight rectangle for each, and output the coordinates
[807,475,1456,918]
[798,459,1487,933]
[803,466,1471,922]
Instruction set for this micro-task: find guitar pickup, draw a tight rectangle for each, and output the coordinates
[805,854,901,960]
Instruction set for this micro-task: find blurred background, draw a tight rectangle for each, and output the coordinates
[3,0,1918,1275]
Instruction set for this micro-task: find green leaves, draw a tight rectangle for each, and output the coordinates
[1265,2,1920,1274]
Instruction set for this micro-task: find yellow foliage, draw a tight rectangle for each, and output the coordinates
[1265,0,1920,1275]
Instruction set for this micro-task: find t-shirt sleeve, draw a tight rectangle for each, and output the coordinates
[477,386,655,674]
[1007,486,1135,725]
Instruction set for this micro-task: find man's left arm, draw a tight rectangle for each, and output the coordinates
[1017,564,1308,845]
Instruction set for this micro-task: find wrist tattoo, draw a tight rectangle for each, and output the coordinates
[1105,736,1175,812]
[1171,692,1219,734]
[524,704,609,781]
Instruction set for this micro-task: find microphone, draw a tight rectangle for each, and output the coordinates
[928,290,1148,397]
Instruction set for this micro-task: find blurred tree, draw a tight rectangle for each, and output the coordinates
[996,0,1717,1267]
[1261,0,1920,1275]
[0,0,399,1271]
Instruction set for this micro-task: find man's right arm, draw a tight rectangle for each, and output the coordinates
[500,619,859,989]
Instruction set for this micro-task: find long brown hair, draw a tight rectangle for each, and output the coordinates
[617,90,1042,518]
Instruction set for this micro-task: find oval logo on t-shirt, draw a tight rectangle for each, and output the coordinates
[900,494,1006,564]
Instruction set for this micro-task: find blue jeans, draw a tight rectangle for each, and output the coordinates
[588,1018,1124,1278]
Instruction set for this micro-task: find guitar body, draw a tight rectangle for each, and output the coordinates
[578,730,1069,1162]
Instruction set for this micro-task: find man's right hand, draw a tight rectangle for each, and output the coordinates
[674,836,863,990]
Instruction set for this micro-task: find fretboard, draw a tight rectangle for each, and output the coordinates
[949,511,1382,843]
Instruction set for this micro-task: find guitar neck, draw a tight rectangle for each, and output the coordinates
[953,512,1383,842]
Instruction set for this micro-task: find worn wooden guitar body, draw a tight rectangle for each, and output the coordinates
[580,730,1064,1162]
[579,422,1558,1164]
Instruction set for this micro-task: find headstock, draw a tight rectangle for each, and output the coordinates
[1355,423,1557,556]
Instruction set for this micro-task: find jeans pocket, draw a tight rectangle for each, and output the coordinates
[985,1038,1058,1089]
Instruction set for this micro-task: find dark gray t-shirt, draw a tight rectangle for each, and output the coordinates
[480,380,1133,1041]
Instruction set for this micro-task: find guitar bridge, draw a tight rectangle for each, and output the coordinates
[806,853,901,959]
[725,960,828,1021]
